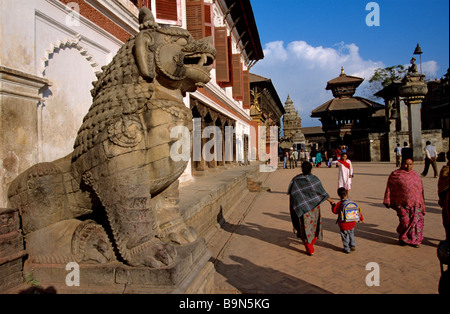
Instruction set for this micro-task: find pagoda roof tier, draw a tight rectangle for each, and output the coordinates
[311,96,384,117]
[326,74,364,89]
[325,67,364,98]
[326,67,364,89]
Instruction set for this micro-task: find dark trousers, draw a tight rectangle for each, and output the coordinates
[422,157,437,177]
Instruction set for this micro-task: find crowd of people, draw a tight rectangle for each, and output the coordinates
[286,143,450,269]
[282,145,349,170]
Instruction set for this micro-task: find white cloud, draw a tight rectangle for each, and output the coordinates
[252,40,385,127]
[410,60,439,79]
[252,40,443,128]
[262,41,288,62]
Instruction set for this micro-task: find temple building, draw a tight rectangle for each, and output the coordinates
[281,95,306,150]
[311,67,386,160]
[311,64,449,162]
[187,0,265,176]
[375,68,449,162]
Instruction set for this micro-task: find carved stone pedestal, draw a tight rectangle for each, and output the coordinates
[21,238,215,294]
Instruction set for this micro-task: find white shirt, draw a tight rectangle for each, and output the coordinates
[424,145,437,158]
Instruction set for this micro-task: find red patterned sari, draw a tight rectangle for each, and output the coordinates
[384,168,425,245]
[438,164,449,239]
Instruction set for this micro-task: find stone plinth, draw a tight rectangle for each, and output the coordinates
[20,238,214,294]
[0,208,27,293]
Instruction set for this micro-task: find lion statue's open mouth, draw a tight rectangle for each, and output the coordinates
[184,48,215,87]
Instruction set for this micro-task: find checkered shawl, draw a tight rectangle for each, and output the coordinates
[288,173,330,218]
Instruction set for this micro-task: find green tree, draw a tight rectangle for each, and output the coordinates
[359,65,407,101]
[369,65,407,87]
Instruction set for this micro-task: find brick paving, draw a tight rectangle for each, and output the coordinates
[208,161,447,294]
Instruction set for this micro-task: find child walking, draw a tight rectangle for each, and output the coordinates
[331,187,364,253]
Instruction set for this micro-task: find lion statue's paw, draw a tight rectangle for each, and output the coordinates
[168,226,198,245]
[127,238,177,268]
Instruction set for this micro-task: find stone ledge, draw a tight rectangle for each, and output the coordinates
[179,163,262,241]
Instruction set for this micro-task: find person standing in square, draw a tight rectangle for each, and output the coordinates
[421,141,438,178]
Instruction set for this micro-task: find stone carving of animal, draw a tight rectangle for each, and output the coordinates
[8,8,216,268]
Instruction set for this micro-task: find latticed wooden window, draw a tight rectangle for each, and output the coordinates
[232,54,244,101]
[215,27,229,83]
[243,70,250,109]
[155,0,178,21]
[218,35,233,88]
[186,0,212,40]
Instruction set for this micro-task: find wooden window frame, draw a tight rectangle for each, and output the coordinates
[218,35,233,88]
[243,70,250,109]
[214,27,229,83]
[186,0,213,40]
[232,54,244,101]
[152,0,182,26]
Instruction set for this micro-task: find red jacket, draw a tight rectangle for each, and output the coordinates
[332,201,364,231]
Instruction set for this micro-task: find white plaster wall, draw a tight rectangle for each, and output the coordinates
[40,47,97,161]
[0,1,37,73]
[0,0,135,206]
[33,1,126,161]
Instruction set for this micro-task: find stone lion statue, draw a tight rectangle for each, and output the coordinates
[8,8,216,268]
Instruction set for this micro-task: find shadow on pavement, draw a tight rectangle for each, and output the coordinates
[214,256,332,294]
[322,216,440,248]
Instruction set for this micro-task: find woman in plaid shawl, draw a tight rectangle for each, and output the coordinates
[288,161,335,255]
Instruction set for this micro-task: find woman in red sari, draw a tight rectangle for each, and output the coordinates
[383,150,425,247]
[438,151,449,240]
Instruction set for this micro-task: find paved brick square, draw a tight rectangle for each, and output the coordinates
[208,161,447,294]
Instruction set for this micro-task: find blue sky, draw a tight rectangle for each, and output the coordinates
[250,0,449,127]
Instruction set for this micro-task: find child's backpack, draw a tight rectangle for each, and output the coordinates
[338,199,362,223]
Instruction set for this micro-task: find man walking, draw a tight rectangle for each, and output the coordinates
[293,149,299,168]
[421,141,438,178]
[394,143,402,167]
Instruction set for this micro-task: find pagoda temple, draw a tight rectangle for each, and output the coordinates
[311,67,385,160]
[281,95,306,149]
